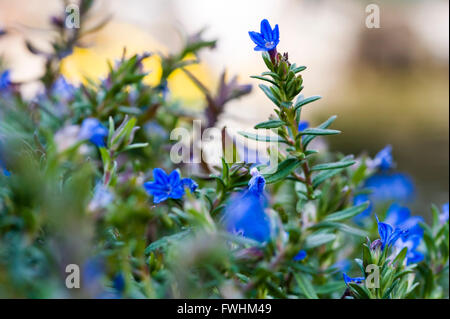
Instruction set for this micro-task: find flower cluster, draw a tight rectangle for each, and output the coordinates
[0,12,447,300]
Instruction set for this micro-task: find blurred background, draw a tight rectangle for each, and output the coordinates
[1,0,448,216]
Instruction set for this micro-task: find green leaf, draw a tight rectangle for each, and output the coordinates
[238,131,285,143]
[254,120,285,129]
[292,65,307,73]
[312,155,354,188]
[303,115,338,148]
[324,201,370,222]
[294,95,321,110]
[392,247,408,267]
[264,158,302,184]
[304,233,336,249]
[311,160,355,172]
[309,222,367,237]
[298,128,341,136]
[250,75,278,86]
[294,273,319,299]
[144,230,191,254]
[259,84,280,107]
[348,283,370,299]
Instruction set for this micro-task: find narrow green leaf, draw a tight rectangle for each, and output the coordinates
[294,95,321,110]
[238,131,285,143]
[250,75,278,86]
[304,233,336,249]
[254,120,285,129]
[299,128,341,136]
[294,273,319,299]
[264,158,302,184]
[303,115,338,148]
[259,84,280,107]
[311,160,355,172]
[324,201,370,222]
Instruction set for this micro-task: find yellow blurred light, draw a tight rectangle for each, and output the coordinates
[60,22,212,107]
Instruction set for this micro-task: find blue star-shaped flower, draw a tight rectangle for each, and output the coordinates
[78,118,109,147]
[143,168,196,204]
[248,19,280,52]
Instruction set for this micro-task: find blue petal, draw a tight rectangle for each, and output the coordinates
[153,191,170,204]
[248,31,266,47]
[272,24,280,43]
[168,170,181,186]
[153,168,169,184]
[343,273,364,286]
[254,45,268,52]
[260,19,272,41]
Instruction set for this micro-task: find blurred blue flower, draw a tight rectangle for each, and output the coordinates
[223,191,271,243]
[1,162,10,177]
[249,19,280,52]
[0,70,11,90]
[376,215,408,250]
[89,184,114,211]
[342,273,365,286]
[384,203,423,238]
[353,193,373,223]
[395,234,424,265]
[373,145,394,170]
[144,168,196,204]
[297,121,309,132]
[332,259,352,273]
[78,118,108,147]
[379,204,424,264]
[364,172,415,203]
[440,203,449,224]
[293,250,307,261]
[248,167,265,196]
[52,76,76,100]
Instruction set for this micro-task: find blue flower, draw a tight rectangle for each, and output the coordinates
[143,168,196,204]
[52,76,76,100]
[181,177,198,193]
[248,167,266,196]
[332,260,352,272]
[353,193,373,223]
[364,172,415,203]
[293,250,307,261]
[395,234,424,265]
[440,203,449,224]
[248,19,280,52]
[297,121,309,132]
[342,273,365,286]
[223,191,271,243]
[373,145,394,170]
[1,163,10,177]
[376,215,408,250]
[78,118,108,147]
[384,203,423,238]
[0,70,11,90]
[378,204,424,264]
